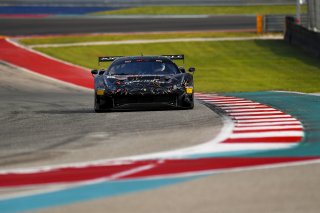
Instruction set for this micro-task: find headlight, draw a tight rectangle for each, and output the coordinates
[96,89,105,96]
[185,86,193,94]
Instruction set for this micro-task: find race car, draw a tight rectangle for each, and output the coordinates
[91,55,195,112]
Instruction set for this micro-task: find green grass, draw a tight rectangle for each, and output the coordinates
[35,40,320,93]
[20,32,258,45]
[94,5,307,15]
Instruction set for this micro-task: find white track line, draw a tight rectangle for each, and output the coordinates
[234,115,291,119]
[220,105,270,109]
[235,121,301,126]
[27,36,282,48]
[229,111,283,115]
[226,108,277,112]
[234,125,302,131]
[215,103,261,106]
[202,99,248,102]
[236,118,297,123]
[229,131,303,138]
[198,98,244,101]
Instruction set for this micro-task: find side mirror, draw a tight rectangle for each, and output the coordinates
[179,66,186,73]
[91,69,98,75]
[188,67,196,73]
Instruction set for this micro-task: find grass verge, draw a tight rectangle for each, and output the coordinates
[19,32,258,45]
[35,39,320,93]
[94,5,307,15]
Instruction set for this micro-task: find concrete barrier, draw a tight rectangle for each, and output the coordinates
[285,16,320,58]
[264,14,308,32]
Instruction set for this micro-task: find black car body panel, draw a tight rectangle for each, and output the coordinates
[92,55,194,111]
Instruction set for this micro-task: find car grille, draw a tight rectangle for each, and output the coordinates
[114,95,176,106]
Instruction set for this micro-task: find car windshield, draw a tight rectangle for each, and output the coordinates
[108,60,179,75]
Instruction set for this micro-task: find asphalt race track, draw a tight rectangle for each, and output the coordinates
[0,62,222,170]
[0,15,255,36]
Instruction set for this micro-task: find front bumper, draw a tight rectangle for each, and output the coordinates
[113,95,177,108]
[95,85,193,109]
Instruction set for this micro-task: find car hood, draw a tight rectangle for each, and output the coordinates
[103,74,184,95]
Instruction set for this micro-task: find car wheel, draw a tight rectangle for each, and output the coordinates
[94,94,104,113]
[186,94,194,109]
[179,94,194,109]
[94,94,114,112]
[188,98,194,109]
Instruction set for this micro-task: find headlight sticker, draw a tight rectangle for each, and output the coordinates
[186,87,193,94]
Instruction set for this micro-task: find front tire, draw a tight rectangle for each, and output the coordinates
[94,94,114,112]
[188,97,194,109]
[94,94,104,113]
[186,94,194,109]
[179,94,194,109]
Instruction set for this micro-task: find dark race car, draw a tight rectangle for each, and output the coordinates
[91,55,195,112]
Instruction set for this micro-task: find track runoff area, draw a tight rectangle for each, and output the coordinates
[1,36,320,212]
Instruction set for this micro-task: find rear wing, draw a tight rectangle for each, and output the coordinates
[162,54,184,64]
[98,54,185,65]
[98,56,123,65]
[161,54,184,60]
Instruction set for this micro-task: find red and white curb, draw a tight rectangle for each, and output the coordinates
[196,93,303,147]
